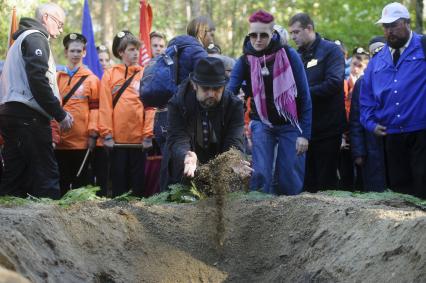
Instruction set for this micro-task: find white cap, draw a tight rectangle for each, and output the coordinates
[376,2,410,24]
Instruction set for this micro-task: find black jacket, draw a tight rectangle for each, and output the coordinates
[298,33,346,141]
[0,18,66,122]
[166,79,245,184]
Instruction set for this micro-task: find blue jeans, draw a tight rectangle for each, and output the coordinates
[250,120,305,195]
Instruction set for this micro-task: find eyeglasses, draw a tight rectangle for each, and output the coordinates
[248,32,270,40]
[47,14,64,29]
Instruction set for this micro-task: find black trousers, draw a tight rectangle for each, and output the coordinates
[91,147,109,196]
[0,115,60,199]
[55,149,92,196]
[110,148,146,197]
[304,135,341,192]
[385,130,426,198]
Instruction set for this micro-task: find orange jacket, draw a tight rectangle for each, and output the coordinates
[98,64,154,144]
[56,67,100,150]
[344,79,351,120]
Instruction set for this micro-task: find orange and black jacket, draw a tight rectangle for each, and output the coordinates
[98,64,154,144]
[56,67,100,150]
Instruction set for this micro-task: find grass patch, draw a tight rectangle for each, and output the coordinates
[142,183,207,205]
[0,186,102,207]
[227,191,274,201]
[0,196,32,206]
[324,190,426,209]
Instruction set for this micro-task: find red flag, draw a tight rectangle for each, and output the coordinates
[7,6,18,50]
[139,0,153,66]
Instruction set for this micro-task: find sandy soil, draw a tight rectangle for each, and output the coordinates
[0,193,425,283]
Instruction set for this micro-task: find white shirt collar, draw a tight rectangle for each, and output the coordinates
[389,31,413,55]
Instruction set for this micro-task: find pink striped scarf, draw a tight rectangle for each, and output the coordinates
[247,48,300,131]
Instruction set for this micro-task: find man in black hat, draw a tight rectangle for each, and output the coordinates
[166,57,250,185]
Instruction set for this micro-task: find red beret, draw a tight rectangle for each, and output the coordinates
[249,10,274,23]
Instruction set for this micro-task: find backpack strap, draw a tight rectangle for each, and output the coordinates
[62,75,89,106]
[422,35,426,59]
[172,44,190,85]
[112,71,139,109]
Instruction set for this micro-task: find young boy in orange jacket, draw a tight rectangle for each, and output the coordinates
[55,33,100,196]
[98,31,154,197]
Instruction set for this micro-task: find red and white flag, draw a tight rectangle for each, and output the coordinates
[7,6,18,51]
[139,0,153,66]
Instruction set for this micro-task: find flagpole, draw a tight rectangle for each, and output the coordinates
[7,6,18,54]
[139,0,153,66]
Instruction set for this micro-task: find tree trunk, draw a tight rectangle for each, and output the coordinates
[101,0,116,50]
[194,0,202,17]
[414,0,423,34]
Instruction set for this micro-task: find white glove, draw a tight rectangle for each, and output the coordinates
[59,112,73,131]
[103,135,114,149]
[142,138,153,150]
[183,151,198,178]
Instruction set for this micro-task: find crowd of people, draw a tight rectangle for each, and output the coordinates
[0,2,424,200]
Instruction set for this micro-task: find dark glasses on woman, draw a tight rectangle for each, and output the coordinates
[248,32,269,40]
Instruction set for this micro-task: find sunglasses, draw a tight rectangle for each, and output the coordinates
[47,14,64,29]
[248,32,270,40]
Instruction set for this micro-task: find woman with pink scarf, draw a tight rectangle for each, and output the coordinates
[227,10,312,195]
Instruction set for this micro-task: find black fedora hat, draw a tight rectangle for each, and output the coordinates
[190,57,227,87]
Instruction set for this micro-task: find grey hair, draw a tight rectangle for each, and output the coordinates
[209,54,236,72]
[35,3,64,22]
[274,24,289,45]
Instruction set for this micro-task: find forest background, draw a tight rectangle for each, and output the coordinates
[0,0,424,64]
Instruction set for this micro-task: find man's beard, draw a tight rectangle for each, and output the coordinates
[199,98,219,109]
[387,35,409,49]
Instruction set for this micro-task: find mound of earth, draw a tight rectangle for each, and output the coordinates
[194,148,248,196]
[0,193,425,282]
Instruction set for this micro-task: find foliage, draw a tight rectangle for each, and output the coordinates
[165,182,206,203]
[325,190,426,209]
[57,186,102,206]
[1,0,424,61]
[0,196,31,206]
[113,191,140,202]
[0,186,102,207]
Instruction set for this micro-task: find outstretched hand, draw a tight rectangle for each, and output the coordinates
[184,151,198,178]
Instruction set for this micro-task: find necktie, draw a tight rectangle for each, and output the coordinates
[393,48,400,66]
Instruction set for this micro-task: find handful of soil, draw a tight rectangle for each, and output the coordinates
[194,148,249,196]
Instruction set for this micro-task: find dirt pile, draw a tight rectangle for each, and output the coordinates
[194,149,250,246]
[0,194,425,282]
[194,148,248,196]
[0,266,30,283]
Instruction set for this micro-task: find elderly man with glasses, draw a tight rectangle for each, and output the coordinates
[0,3,72,199]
